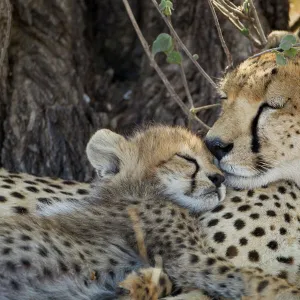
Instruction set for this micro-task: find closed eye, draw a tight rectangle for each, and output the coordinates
[175,153,198,165]
[265,98,289,110]
[175,153,200,193]
[265,103,283,110]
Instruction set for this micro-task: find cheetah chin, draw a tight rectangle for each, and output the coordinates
[169,183,226,213]
[220,159,300,189]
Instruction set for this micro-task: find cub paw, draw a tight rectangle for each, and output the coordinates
[119,267,172,300]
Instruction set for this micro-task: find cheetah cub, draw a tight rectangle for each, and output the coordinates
[0,126,299,300]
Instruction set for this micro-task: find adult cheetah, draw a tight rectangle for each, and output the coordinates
[0,126,297,300]
[199,51,300,286]
[145,49,300,300]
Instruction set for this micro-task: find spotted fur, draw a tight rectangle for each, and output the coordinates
[0,169,91,216]
[206,51,300,189]
[0,126,297,300]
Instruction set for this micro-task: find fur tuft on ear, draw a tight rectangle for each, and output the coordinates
[86,129,126,178]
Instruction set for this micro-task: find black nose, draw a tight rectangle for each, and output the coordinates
[208,174,225,188]
[205,138,234,160]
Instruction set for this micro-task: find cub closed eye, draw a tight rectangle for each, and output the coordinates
[175,153,197,164]
[175,153,201,173]
[265,98,288,110]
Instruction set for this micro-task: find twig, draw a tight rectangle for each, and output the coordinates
[168,17,194,109]
[191,104,220,114]
[191,104,218,130]
[179,62,194,109]
[151,0,218,90]
[217,0,248,20]
[212,0,267,49]
[248,0,267,45]
[0,0,12,70]
[123,0,213,131]
[207,0,233,69]
[212,2,244,31]
[249,44,300,60]
[193,115,210,130]
[122,0,190,117]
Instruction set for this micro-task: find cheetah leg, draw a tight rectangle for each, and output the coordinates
[119,267,211,300]
[119,267,172,300]
[117,256,300,300]
[164,252,300,299]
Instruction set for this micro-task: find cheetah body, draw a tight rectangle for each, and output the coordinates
[203,49,300,287]
[2,168,300,286]
[200,182,300,285]
[0,168,90,216]
[0,126,297,300]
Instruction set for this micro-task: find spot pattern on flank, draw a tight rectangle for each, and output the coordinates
[0,196,7,202]
[248,250,260,262]
[10,192,25,199]
[13,206,28,214]
[25,186,39,193]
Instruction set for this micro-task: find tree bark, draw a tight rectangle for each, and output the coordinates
[0,0,289,180]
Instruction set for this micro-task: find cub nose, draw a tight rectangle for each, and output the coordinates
[205,138,234,160]
[208,174,225,188]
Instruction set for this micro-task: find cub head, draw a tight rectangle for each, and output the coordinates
[86,126,225,212]
[206,51,300,189]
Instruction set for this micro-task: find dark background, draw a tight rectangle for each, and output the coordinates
[0,0,290,180]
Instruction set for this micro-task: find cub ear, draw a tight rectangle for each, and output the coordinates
[86,129,126,178]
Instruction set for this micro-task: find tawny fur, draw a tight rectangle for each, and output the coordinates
[0,126,298,300]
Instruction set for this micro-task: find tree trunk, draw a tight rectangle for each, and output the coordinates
[0,0,289,180]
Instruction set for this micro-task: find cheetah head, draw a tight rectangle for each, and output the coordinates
[86,126,225,212]
[206,52,300,189]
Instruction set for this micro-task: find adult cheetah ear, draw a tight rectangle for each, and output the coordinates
[86,129,127,178]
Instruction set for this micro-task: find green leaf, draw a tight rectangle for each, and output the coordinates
[279,34,297,51]
[276,53,287,65]
[166,51,182,64]
[284,48,297,58]
[159,0,173,16]
[159,1,166,10]
[241,27,249,36]
[152,33,173,56]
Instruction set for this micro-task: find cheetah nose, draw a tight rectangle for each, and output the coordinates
[208,174,225,188]
[205,137,234,160]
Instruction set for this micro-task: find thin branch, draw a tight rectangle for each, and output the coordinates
[249,44,300,59]
[248,0,267,45]
[123,0,213,131]
[213,2,244,31]
[122,0,190,117]
[207,0,233,69]
[191,104,220,130]
[213,0,267,49]
[151,0,218,90]
[193,115,210,130]
[0,0,12,70]
[191,104,220,113]
[168,17,194,109]
[217,0,248,20]
[179,63,194,109]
